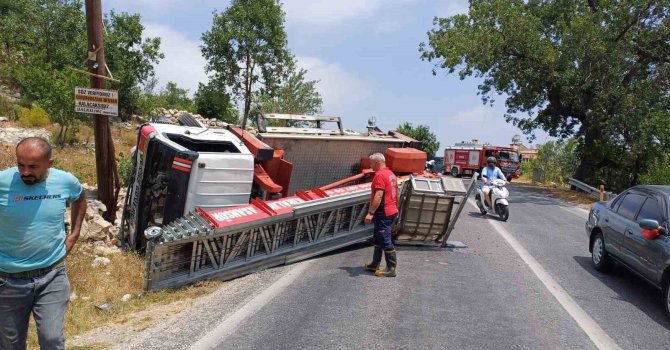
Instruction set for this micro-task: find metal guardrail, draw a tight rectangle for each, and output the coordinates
[567,178,617,201]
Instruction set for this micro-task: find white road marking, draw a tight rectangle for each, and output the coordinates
[468,199,620,350]
[190,260,312,350]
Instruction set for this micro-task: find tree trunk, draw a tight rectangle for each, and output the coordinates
[572,120,600,184]
[57,124,65,147]
[242,87,251,129]
[241,54,252,129]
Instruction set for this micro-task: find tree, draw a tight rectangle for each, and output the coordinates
[194,82,238,123]
[5,0,88,146]
[160,81,194,111]
[201,0,293,128]
[104,11,163,120]
[420,1,670,190]
[255,67,323,116]
[396,122,440,157]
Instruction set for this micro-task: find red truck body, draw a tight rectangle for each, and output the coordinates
[444,143,521,180]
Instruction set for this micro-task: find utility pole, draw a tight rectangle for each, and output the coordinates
[85,0,118,223]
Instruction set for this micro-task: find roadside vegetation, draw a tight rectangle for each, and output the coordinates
[421,1,670,191]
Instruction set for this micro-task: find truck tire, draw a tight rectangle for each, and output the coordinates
[451,167,459,177]
[591,232,614,273]
[177,113,202,127]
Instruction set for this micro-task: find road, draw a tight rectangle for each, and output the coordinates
[110,184,670,350]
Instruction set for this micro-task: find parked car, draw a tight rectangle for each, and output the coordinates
[586,185,670,318]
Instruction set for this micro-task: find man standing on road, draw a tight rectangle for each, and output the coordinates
[0,137,87,350]
[364,153,399,277]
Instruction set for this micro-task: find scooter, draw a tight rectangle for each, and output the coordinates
[475,175,510,221]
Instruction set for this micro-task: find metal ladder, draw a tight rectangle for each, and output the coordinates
[142,176,473,291]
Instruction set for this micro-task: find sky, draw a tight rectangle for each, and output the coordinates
[106,0,550,153]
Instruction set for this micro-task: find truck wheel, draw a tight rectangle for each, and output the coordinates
[591,232,614,273]
[178,113,202,127]
[451,167,459,177]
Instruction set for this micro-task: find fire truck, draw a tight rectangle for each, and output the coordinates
[444,141,521,180]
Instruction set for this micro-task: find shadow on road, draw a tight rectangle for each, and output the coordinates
[573,256,670,330]
[467,211,488,220]
[338,266,373,278]
[509,184,580,208]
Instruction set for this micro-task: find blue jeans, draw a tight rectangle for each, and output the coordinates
[373,213,396,250]
[0,267,70,350]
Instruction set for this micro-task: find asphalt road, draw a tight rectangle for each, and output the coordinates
[116,184,670,350]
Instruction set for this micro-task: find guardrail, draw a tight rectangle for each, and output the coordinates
[567,178,617,201]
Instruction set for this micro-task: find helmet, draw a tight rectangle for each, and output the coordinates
[487,156,496,165]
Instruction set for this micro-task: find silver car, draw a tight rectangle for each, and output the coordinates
[586,185,670,318]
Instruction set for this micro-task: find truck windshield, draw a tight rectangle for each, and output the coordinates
[498,151,519,162]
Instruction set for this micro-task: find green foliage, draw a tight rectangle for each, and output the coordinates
[522,139,579,185]
[640,154,670,186]
[194,82,238,123]
[18,106,51,127]
[253,68,323,120]
[117,153,132,187]
[104,11,163,119]
[16,65,87,145]
[201,0,293,128]
[421,1,670,191]
[395,122,440,157]
[137,81,196,116]
[161,82,194,111]
[0,1,162,125]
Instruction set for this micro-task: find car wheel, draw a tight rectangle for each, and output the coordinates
[663,279,670,320]
[591,232,614,273]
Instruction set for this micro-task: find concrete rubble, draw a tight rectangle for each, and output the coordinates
[65,187,126,258]
[0,127,51,145]
[150,108,259,135]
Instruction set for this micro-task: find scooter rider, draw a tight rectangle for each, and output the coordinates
[481,156,506,208]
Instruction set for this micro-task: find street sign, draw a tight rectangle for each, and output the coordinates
[74,87,118,116]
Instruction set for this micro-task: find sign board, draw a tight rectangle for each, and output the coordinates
[74,87,118,116]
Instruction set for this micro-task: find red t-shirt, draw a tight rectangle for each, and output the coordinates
[371,167,399,217]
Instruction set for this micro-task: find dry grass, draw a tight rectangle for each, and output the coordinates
[516,175,595,209]
[26,246,221,349]
[0,122,138,185]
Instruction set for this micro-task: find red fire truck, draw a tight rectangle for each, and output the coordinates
[444,142,521,180]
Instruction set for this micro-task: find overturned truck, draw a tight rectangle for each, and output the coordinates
[120,114,473,291]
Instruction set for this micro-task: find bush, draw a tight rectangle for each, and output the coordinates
[117,152,133,187]
[18,106,51,127]
[0,94,15,118]
[522,139,579,185]
[640,154,670,186]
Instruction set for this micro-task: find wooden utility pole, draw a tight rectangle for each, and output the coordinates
[85,0,118,223]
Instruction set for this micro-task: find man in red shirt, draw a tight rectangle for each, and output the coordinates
[364,153,398,277]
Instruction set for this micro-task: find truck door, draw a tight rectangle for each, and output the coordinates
[468,150,479,168]
[604,192,645,259]
[624,195,667,284]
[445,150,455,175]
